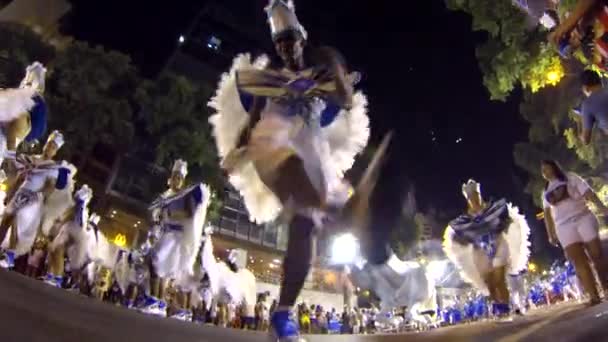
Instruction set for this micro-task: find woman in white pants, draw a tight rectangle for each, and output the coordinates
[541,160,608,305]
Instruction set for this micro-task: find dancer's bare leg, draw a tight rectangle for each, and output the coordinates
[584,238,608,292]
[566,243,600,303]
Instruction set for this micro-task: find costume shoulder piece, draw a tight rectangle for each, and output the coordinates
[449,199,510,242]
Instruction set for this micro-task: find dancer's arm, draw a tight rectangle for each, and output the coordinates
[543,208,559,246]
[551,0,599,45]
[316,46,353,109]
[237,96,265,148]
[584,189,608,214]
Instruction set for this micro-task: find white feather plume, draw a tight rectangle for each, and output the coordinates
[40,162,77,237]
[0,87,36,123]
[442,226,490,295]
[504,203,531,275]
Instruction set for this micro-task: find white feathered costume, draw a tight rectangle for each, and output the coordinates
[150,182,211,282]
[2,158,76,257]
[442,181,531,295]
[195,232,257,319]
[208,53,369,224]
[49,185,93,268]
[0,62,48,164]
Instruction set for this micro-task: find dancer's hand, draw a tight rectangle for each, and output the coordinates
[548,234,559,247]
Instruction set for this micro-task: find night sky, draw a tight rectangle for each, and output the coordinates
[64,0,532,225]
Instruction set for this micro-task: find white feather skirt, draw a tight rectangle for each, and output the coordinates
[40,162,77,237]
[0,88,36,123]
[442,204,531,295]
[153,185,211,279]
[8,198,43,256]
[208,54,370,224]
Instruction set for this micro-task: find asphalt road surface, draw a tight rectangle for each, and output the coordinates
[1,269,607,342]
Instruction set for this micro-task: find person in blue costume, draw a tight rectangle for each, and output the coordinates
[208,1,400,341]
[0,131,75,269]
[444,180,531,319]
[139,159,211,320]
[0,62,48,167]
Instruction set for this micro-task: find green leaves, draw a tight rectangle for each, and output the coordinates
[46,41,139,155]
[446,0,563,100]
[0,23,55,87]
[136,72,223,192]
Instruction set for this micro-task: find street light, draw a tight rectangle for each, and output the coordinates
[546,70,560,83]
[528,262,537,273]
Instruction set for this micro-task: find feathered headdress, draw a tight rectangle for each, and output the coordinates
[172,159,188,177]
[20,62,47,94]
[46,130,64,148]
[265,0,307,41]
[75,184,93,203]
[462,179,481,199]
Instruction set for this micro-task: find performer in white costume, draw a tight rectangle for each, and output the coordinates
[46,184,93,287]
[443,180,531,318]
[209,1,401,340]
[196,232,257,329]
[0,62,48,167]
[140,159,211,319]
[0,131,75,270]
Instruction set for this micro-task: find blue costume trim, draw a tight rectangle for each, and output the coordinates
[449,199,511,259]
[25,95,47,142]
[163,223,184,232]
[192,185,204,205]
[55,167,71,190]
[75,199,85,226]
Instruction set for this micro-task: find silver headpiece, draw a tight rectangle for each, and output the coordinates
[20,62,47,94]
[462,179,481,199]
[75,184,93,204]
[172,159,188,177]
[265,0,308,41]
[47,130,65,148]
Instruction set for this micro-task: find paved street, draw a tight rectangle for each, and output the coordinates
[1,269,607,342]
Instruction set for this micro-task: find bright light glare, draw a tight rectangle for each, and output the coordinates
[179,35,185,43]
[546,71,560,83]
[426,259,448,282]
[330,233,359,264]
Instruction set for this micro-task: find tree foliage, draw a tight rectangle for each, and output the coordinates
[446,0,564,100]
[0,23,55,87]
[46,41,139,156]
[135,72,224,219]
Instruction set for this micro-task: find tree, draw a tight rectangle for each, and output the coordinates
[45,41,139,159]
[135,72,224,219]
[0,22,55,87]
[446,0,565,101]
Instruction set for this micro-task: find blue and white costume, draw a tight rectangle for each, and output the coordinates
[0,62,48,165]
[195,232,257,325]
[208,1,369,225]
[443,180,531,314]
[142,160,211,316]
[1,131,75,267]
[45,184,93,287]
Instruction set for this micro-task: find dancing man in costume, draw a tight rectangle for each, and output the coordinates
[0,62,48,167]
[139,159,211,320]
[0,131,75,270]
[46,184,93,288]
[209,1,408,340]
[443,180,531,318]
